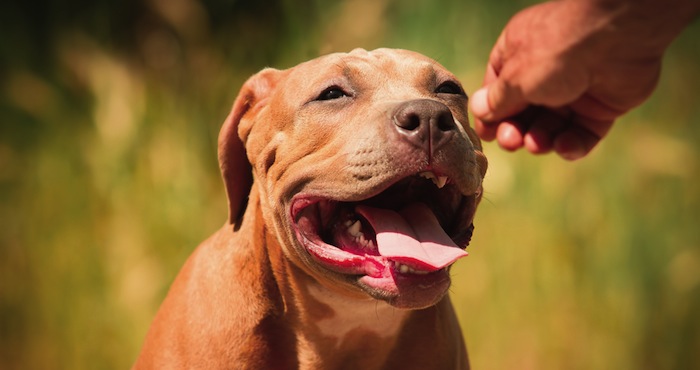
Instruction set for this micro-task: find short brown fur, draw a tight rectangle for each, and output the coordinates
[134,48,486,370]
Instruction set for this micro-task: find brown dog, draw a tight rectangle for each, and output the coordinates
[133,48,487,369]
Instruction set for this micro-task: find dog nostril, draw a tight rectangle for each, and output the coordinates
[397,113,421,131]
[394,101,457,133]
[401,114,421,131]
[437,111,456,132]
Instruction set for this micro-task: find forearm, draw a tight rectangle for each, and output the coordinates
[572,0,700,54]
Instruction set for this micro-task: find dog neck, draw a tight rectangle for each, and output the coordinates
[294,279,409,369]
[286,268,410,369]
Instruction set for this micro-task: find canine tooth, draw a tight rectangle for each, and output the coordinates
[347,220,362,237]
[420,171,448,189]
[399,264,409,274]
[435,176,448,189]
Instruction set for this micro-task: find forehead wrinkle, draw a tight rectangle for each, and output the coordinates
[339,58,387,91]
[394,62,438,95]
[418,62,439,88]
[385,53,443,91]
[344,55,442,93]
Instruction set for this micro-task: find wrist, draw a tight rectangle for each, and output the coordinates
[571,0,700,54]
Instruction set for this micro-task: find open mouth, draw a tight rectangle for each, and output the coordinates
[291,170,477,306]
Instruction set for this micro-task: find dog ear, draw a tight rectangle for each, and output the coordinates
[218,68,284,226]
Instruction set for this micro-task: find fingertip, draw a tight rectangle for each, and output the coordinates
[470,88,491,119]
[496,122,525,151]
[473,117,497,141]
[523,126,554,154]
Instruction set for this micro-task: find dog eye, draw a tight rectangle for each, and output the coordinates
[435,81,464,95]
[316,86,349,101]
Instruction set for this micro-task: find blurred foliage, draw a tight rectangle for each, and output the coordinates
[1,0,698,369]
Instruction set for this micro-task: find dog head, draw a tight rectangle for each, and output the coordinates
[219,48,487,309]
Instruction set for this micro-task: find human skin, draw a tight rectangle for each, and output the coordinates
[470,0,700,160]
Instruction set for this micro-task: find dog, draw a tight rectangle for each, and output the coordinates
[133,48,487,370]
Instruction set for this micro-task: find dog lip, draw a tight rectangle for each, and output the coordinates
[357,268,452,308]
[292,207,456,308]
[289,174,477,270]
[289,168,478,245]
[292,214,451,281]
[289,173,476,308]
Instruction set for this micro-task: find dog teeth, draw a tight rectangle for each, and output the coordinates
[435,176,448,189]
[345,220,374,249]
[358,234,370,247]
[419,171,437,181]
[419,171,448,189]
[347,220,362,237]
[393,261,430,275]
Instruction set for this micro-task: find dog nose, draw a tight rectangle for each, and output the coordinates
[392,99,457,152]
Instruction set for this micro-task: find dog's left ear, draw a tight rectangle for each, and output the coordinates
[218,68,285,227]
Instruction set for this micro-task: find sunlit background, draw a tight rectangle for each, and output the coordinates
[1,0,699,369]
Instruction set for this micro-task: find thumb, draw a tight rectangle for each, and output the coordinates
[470,78,528,123]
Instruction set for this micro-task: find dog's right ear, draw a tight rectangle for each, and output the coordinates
[218,68,284,227]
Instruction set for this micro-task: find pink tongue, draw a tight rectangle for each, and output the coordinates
[356,203,468,271]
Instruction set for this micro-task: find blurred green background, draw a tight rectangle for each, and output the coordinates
[1,0,698,369]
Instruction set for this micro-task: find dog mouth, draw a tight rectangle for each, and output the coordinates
[290,171,478,307]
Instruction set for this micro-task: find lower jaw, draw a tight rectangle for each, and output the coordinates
[298,235,454,309]
[356,267,452,309]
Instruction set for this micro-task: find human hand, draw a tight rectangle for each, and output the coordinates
[470,0,695,160]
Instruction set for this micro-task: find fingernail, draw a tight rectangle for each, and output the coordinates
[470,88,491,118]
